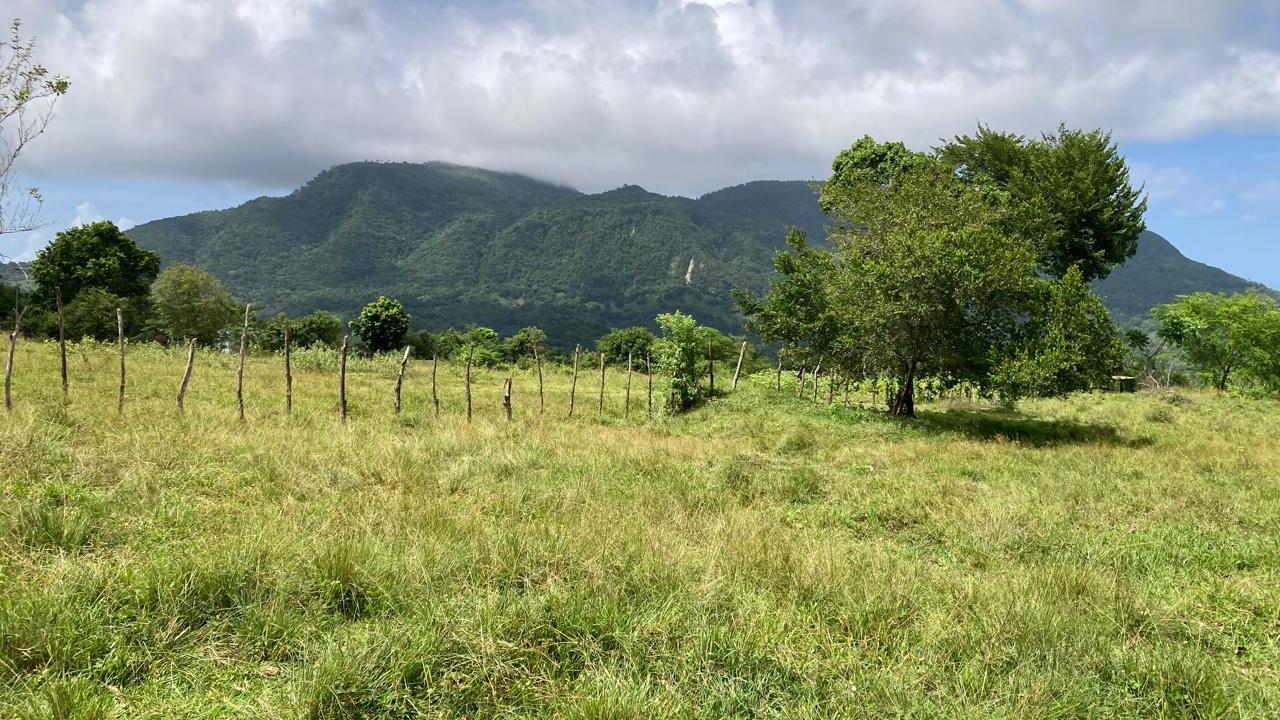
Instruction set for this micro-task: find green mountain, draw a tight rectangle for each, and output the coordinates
[125,161,1269,344]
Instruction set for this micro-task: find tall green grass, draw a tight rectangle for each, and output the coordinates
[0,339,1276,717]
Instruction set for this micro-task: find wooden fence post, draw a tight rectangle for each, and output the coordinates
[56,288,67,403]
[503,377,512,421]
[811,359,823,402]
[431,355,440,416]
[707,340,714,392]
[597,352,606,414]
[177,337,196,414]
[236,303,251,421]
[569,345,580,417]
[464,348,473,423]
[624,351,632,418]
[775,354,783,391]
[338,335,349,423]
[3,324,14,414]
[646,350,653,417]
[394,345,411,415]
[284,325,293,416]
[533,346,545,415]
[731,341,747,391]
[827,372,837,404]
[796,365,806,398]
[116,308,126,416]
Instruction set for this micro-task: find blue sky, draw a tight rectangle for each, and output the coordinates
[3,0,1278,286]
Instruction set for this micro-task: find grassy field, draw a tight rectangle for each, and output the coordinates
[1,340,1277,718]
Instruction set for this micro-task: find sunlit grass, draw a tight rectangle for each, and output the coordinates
[1,339,1277,718]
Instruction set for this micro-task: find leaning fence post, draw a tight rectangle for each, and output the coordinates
[503,377,512,421]
[116,308,126,416]
[394,345,411,415]
[646,350,653,417]
[338,335,349,423]
[569,345,580,417]
[731,341,747,391]
[533,346,545,415]
[464,348,473,423]
[283,325,293,416]
[597,352,606,414]
[431,355,440,416]
[177,337,196,414]
[811,359,823,402]
[56,288,68,403]
[796,365,806,398]
[624,351,633,418]
[236,303,251,421]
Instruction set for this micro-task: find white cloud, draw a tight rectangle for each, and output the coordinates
[72,201,103,226]
[9,0,1280,195]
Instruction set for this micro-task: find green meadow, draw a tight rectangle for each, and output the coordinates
[1,340,1277,718]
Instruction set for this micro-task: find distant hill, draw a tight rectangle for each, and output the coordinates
[126,161,1270,345]
[1092,231,1275,329]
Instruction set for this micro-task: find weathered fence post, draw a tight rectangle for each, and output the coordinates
[827,372,837,404]
[707,340,714,392]
[236,303,251,421]
[431,355,440,416]
[338,335,349,423]
[811,359,823,402]
[533,346,545,415]
[464,348,473,423]
[283,325,293,416]
[731,341,747,390]
[624,351,633,418]
[3,323,15,413]
[796,365,806,398]
[116,308,126,416]
[177,337,196,414]
[646,350,653,417]
[775,354,783,391]
[503,377,512,421]
[597,352,606,414]
[394,345,411,415]
[569,345,580,417]
[56,288,67,403]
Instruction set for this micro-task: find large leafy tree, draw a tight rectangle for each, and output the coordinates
[595,326,654,366]
[825,156,1039,416]
[29,221,160,306]
[937,124,1148,281]
[351,296,411,354]
[1152,292,1280,391]
[149,263,239,345]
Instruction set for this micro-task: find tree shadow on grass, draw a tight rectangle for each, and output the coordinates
[911,406,1153,448]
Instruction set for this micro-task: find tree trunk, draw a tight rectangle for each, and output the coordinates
[646,350,653,417]
[891,361,918,417]
[707,339,714,393]
[796,365,806,398]
[3,329,14,413]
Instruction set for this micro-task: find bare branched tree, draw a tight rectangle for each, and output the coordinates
[1,18,69,330]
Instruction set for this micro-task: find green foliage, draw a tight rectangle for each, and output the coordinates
[653,311,716,411]
[351,296,409,355]
[1153,291,1280,391]
[62,287,131,341]
[826,156,1039,415]
[733,228,839,366]
[938,123,1148,282]
[148,263,239,345]
[258,311,344,352]
[460,325,503,367]
[994,267,1124,397]
[595,326,654,366]
[503,326,548,363]
[30,221,159,307]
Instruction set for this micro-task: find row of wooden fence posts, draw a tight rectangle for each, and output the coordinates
[6,298,740,421]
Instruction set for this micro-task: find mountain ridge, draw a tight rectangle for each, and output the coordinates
[122,161,1269,344]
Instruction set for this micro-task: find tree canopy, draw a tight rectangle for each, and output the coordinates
[1153,292,1280,392]
[29,221,160,307]
[351,296,410,355]
[149,264,239,345]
